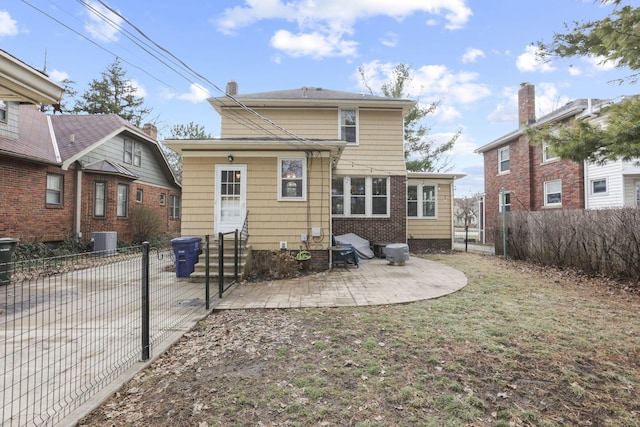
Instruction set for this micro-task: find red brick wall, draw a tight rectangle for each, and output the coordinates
[483,135,532,243]
[81,173,181,243]
[332,175,406,244]
[530,146,584,211]
[0,157,75,242]
[483,135,584,243]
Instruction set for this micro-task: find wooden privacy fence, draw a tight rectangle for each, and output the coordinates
[494,208,640,281]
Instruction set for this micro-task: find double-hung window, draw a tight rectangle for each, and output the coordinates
[340,109,358,144]
[0,100,7,123]
[498,146,510,173]
[542,141,558,162]
[331,176,389,217]
[279,158,306,200]
[124,139,142,166]
[498,191,511,212]
[117,184,128,217]
[169,195,181,219]
[46,173,63,205]
[544,180,562,207]
[94,182,106,217]
[407,184,436,218]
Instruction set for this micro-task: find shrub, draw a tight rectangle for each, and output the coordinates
[130,206,164,244]
[246,250,299,281]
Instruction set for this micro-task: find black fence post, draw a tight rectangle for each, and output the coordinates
[234,229,239,281]
[141,241,150,361]
[205,235,210,310]
[218,232,224,298]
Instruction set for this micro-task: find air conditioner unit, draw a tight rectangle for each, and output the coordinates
[92,231,117,255]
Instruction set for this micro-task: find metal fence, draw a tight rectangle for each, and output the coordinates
[1,243,208,426]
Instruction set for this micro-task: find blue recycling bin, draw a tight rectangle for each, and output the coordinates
[171,237,202,277]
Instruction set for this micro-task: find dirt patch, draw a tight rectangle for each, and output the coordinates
[79,253,640,426]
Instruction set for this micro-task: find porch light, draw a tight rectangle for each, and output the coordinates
[228,155,234,163]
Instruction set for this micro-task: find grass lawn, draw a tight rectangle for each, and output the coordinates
[80,252,640,427]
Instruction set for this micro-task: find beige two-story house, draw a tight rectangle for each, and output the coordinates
[166,82,461,270]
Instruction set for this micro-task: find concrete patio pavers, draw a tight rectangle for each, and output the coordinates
[214,256,468,310]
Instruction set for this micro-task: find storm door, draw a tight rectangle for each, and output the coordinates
[215,165,246,234]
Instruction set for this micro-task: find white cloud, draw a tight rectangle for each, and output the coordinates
[271,30,358,58]
[214,1,472,58]
[585,54,619,71]
[130,79,147,98]
[568,66,582,76]
[461,47,485,64]
[83,1,123,42]
[177,83,210,103]
[0,10,18,37]
[380,32,398,48]
[516,45,555,73]
[48,69,69,83]
[487,82,571,123]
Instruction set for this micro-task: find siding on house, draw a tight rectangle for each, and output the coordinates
[78,134,175,188]
[180,153,332,251]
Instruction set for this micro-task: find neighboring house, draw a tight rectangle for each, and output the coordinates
[0,103,182,244]
[475,83,595,243]
[166,82,463,270]
[582,98,640,209]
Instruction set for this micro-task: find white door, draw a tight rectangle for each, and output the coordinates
[215,165,246,234]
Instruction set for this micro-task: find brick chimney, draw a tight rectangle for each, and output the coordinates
[142,123,158,140]
[226,80,238,96]
[518,82,536,126]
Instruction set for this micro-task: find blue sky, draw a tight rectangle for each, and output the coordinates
[1,0,637,196]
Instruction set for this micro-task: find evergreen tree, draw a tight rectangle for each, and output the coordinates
[530,1,640,163]
[73,58,151,126]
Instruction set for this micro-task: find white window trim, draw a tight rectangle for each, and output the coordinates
[542,140,559,163]
[46,173,63,205]
[339,108,359,145]
[498,191,511,212]
[94,182,106,217]
[590,178,607,195]
[544,180,562,207]
[117,184,129,217]
[136,188,143,203]
[278,157,307,201]
[407,184,437,218]
[332,176,390,217]
[0,100,7,124]
[498,146,510,174]
[169,195,181,219]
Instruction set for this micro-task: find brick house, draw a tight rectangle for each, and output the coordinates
[475,83,590,243]
[0,103,181,244]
